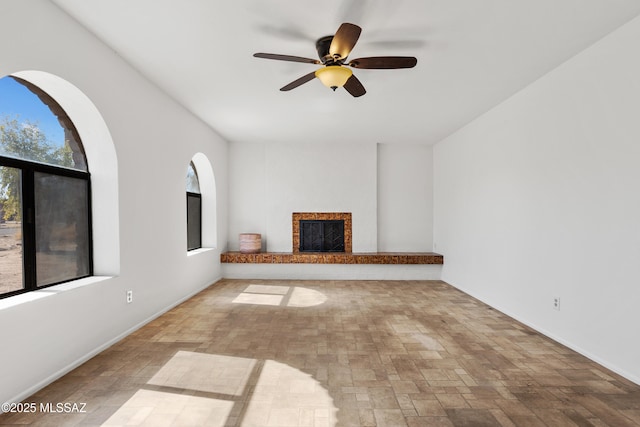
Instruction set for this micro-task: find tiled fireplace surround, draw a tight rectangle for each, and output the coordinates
[221,212,443,265]
[292,212,352,253]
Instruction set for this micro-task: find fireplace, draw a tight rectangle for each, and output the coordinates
[292,212,352,253]
[300,220,344,252]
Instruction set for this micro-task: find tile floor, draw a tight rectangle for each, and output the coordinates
[1,279,639,426]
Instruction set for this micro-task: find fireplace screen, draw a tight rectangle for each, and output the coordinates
[299,220,345,252]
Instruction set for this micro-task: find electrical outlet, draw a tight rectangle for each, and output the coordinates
[553,297,560,311]
[126,290,133,304]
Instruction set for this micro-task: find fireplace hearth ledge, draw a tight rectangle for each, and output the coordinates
[220,251,443,265]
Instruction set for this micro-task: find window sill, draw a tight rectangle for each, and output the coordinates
[187,247,216,257]
[0,276,113,311]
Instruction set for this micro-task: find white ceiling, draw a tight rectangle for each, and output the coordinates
[52,0,640,146]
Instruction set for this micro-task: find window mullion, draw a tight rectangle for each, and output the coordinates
[21,168,37,289]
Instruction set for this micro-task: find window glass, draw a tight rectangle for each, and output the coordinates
[187,194,202,251]
[187,161,202,251]
[34,172,90,286]
[0,76,87,171]
[0,165,23,294]
[186,161,200,193]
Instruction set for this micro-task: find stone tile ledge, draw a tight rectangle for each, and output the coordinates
[220,252,443,265]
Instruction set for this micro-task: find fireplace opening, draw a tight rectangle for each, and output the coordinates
[299,220,345,252]
[292,212,351,253]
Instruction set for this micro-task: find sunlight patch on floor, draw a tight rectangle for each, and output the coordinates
[101,389,233,427]
[243,360,336,427]
[147,351,256,396]
[232,284,327,307]
[288,287,327,307]
[233,292,284,306]
[102,351,336,426]
[243,284,289,295]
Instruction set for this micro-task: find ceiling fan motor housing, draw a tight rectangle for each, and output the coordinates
[316,35,337,64]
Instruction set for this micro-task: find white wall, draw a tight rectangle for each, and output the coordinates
[378,143,433,252]
[0,0,228,403]
[228,142,434,252]
[227,142,268,250]
[434,15,640,384]
[226,141,435,279]
[223,263,442,281]
[229,141,379,252]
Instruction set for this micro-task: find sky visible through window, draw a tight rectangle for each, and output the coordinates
[0,76,64,145]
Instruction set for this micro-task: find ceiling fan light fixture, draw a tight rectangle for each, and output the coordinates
[315,66,352,91]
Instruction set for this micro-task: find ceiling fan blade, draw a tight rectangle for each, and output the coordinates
[280,71,317,91]
[254,53,320,64]
[348,56,417,69]
[343,74,366,97]
[329,23,362,60]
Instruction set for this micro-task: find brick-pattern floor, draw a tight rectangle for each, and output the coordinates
[1,279,639,426]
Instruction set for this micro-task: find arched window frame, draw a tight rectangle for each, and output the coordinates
[186,161,202,251]
[6,70,120,284]
[187,153,216,252]
[0,75,92,298]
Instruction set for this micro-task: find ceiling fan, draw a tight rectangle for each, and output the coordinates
[253,23,417,97]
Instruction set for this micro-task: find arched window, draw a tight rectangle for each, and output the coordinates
[186,161,201,251]
[0,75,91,298]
